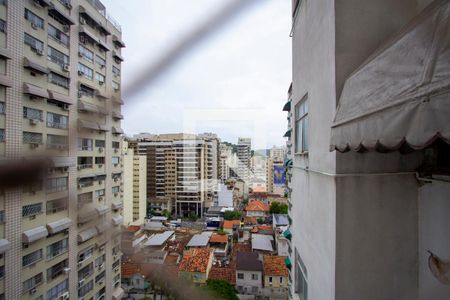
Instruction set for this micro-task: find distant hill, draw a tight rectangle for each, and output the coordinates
[253,149,269,157]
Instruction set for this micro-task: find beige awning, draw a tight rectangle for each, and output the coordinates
[79,5,110,36]
[98,39,110,52]
[77,227,98,243]
[0,74,13,87]
[49,5,75,25]
[111,96,124,105]
[113,35,126,48]
[112,111,123,119]
[0,48,12,59]
[112,287,125,300]
[79,25,99,43]
[78,209,97,223]
[98,123,109,132]
[96,90,110,99]
[0,239,10,254]
[78,100,99,113]
[96,222,109,233]
[112,215,123,226]
[97,106,108,115]
[112,127,124,135]
[78,119,99,131]
[22,226,48,243]
[23,57,49,74]
[47,218,72,234]
[51,157,76,168]
[113,51,123,62]
[96,205,110,216]
[111,202,123,210]
[331,1,450,153]
[48,90,72,105]
[23,83,49,98]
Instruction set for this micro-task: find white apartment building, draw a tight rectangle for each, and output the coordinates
[0,0,125,299]
[270,146,285,161]
[237,137,251,184]
[287,0,449,300]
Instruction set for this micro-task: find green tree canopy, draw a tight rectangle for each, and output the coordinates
[223,211,243,220]
[204,279,239,300]
[269,201,288,214]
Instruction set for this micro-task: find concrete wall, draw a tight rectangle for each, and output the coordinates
[418,180,450,300]
[236,270,263,294]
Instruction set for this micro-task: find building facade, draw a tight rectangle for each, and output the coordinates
[123,141,147,226]
[236,137,251,184]
[287,0,448,300]
[0,0,125,299]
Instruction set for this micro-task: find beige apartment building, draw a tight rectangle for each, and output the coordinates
[122,141,146,226]
[130,133,219,218]
[0,0,125,299]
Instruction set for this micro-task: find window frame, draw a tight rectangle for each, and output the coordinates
[294,94,309,154]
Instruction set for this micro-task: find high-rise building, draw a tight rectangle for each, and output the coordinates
[236,137,251,184]
[130,133,219,218]
[269,145,285,161]
[250,155,267,192]
[219,143,232,182]
[286,1,447,300]
[122,141,146,226]
[0,1,125,299]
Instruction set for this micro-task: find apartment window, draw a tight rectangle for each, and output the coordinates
[280,277,283,283]
[47,112,68,129]
[22,249,43,267]
[237,273,244,279]
[269,276,273,283]
[46,177,68,193]
[78,177,93,188]
[0,211,4,224]
[23,131,43,144]
[78,44,93,62]
[112,156,120,165]
[95,271,105,284]
[23,273,43,293]
[78,280,93,298]
[95,139,105,148]
[0,19,6,33]
[78,263,93,281]
[78,246,94,263]
[95,189,105,198]
[24,9,44,29]
[0,102,4,114]
[46,198,67,214]
[112,141,120,149]
[112,81,120,91]
[78,138,93,151]
[79,84,95,97]
[295,248,308,299]
[112,66,120,77]
[77,192,93,205]
[0,129,4,143]
[22,203,42,217]
[49,72,69,89]
[95,72,105,84]
[24,33,44,52]
[251,274,258,280]
[0,265,4,280]
[95,254,105,267]
[47,259,68,281]
[112,186,120,194]
[47,134,68,149]
[23,107,43,120]
[78,63,93,80]
[46,279,68,300]
[95,55,106,68]
[47,46,69,67]
[112,258,120,269]
[0,0,5,6]
[295,95,308,153]
[78,156,93,169]
[48,24,69,47]
[95,156,105,165]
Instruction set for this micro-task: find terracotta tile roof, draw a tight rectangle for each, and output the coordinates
[121,262,141,278]
[127,225,141,233]
[223,220,240,229]
[178,248,213,273]
[245,200,269,212]
[243,216,258,225]
[209,266,236,285]
[263,255,288,277]
[209,234,228,244]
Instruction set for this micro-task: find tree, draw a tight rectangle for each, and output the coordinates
[162,209,171,220]
[216,228,227,235]
[187,211,198,222]
[204,279,239,300]
[270,201,288,214]
[223,211,243,220]
[257,217,264,225]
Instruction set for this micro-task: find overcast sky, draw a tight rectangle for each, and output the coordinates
[102,0,291,149]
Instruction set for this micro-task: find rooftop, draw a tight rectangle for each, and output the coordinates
[209,266,236,285]
[251,234,274,252]
[121,262,141,278]
[209,234,228,244]
[223,220,241,229]
[273,214,289,226]
[187,232,213,247]
[144,231,175,247]
[236,252,263,272]
[127,225,141,233]
[263,256,289,277]
[178,248,213,273]
[245,200,270,212]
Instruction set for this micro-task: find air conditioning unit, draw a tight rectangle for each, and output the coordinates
[114,266,119,272]
[96,279,104,285]
[30,143,39,149]
[77,165,82,170]
[29,288,37,295]
[80,18,86,25]
[31,23,38,30]
[99,247,105,253]
[98,180,103,184]
[62,104,70,111]
[59,291,69,300]
[98,164,103,168]
[33,0,42,7]
[77,91,83,98]
[98,147,104,153]
[99,80,104,85]
[78,184,83,189]
[29,118,39,125]
[114,193,118,197]
[114,148,118,153]
[78,70,84,76]
[63,25,70,32]
[63,267,71,274]
[78,279,84,287]
[98,196,104,201]
[36,49,43,56]
[63,64,70,72]
[100,64,105,69]
[80,35,86,44]
[78,51,83,57]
